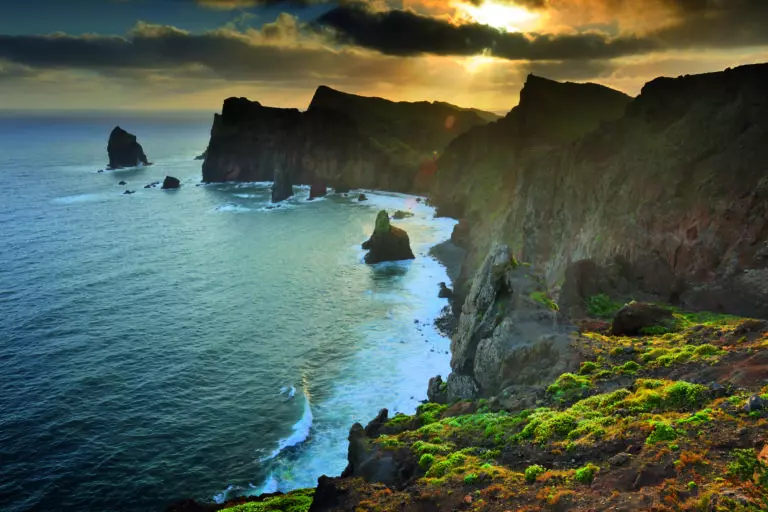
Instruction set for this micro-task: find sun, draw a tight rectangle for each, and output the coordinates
[454,0,540,33]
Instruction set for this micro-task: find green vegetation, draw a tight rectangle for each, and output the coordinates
[463,472,479,484]
[419,453,436,470]
[530,291,559,312]
[575,463,599,484]
[727,449,768,488]
[546,373,593,401]
[525,464,546,483]
[219,489,314,512]
[578,361,599,375]
[645,421,678,445]
[586,294,623,318]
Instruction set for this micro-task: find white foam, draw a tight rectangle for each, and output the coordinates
[213,484,236,505]
[52,194,104,205]
[233,193,259,199]
[260,474,279,494]
[215,204,254,213]
[264,396,313,461]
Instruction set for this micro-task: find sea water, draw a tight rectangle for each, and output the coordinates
[0,112,454,511]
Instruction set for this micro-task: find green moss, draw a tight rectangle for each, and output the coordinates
[546,373,593,401]
[615,360,642,375]
[574,463,599,484]
[727,449,768,488]
[640,326,670,336]
[677,408,713,425]
[463,472,479,485]
[426,452,467,478]
[578,361,599,375]
[525,464,546,483]
[419,453,436,470]
[416,403,448,425]
[219,489,315,512]
[412,440,453,456]
[645,421,678,445]
[586,294,623,319]
[530,291,559,312]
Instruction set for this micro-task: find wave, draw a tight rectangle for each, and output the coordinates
[215,204,255,213]
[263,395,313,461]
[280,386,297,398]
[52,194,104,204]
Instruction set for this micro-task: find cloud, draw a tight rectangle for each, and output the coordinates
[315,3,657,60]
[314,1,768,61]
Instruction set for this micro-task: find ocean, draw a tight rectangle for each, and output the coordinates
[0,112,454,511]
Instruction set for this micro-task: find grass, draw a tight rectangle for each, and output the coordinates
[586,294,623,319]
[219,489,314,512]
[530,291,560,312]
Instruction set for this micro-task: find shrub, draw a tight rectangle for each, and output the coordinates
[586,294,623,319]
[578,361,599,375]
[463,473,479,485]
[525,464,546,483]
[575,463,599,484]
[419,453,435,470]
[646,421,678,445]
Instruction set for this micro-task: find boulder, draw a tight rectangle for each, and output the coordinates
[438,282,453,299]
[427,375,448,404]
[118,180,127,185]
[363,408,388,438]
[107,126,150,169]
[611,302,678,336]
[358,194,368,202]
[271,167,293,203]
[161,176,181,189]
[144,181,160,189]
[122,190,135,195]
[392,210,414,220]
[745,395,767,413]
[309,180,327,200]
[361,210,415,264]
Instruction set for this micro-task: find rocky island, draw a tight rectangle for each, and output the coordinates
[107,126,150,169]
[362,210,416,264]
[175,63,768,512]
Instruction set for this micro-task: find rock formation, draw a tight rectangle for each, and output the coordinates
[271,166,293,202]
[201,87,497,190]
[309,180,327,200]
[107,126,150,169]
[161,176,180,189]
[362,211,416,264]
[431,65,768,320]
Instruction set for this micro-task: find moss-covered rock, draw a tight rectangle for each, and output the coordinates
[361,210,415,264]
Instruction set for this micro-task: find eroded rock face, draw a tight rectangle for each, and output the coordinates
[201,88,496,190]
[271,167,293,203]
[430,65,768,320]
[448,245,579,400]
[309,179,327,200]
[107,126,149,169]
[362,211,415,264]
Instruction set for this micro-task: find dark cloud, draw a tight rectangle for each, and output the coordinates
[315,4,656,60]
[315,1,768,61]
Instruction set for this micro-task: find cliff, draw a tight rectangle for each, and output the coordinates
[201,87,498,191]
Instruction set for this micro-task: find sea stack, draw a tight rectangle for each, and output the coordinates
[309,179,327,200]
[161,176,181,189]
[362,210,415,264]
[107,126,150,169]
[271,167,293,202]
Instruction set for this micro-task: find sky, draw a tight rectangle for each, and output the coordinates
[1,0,767,112]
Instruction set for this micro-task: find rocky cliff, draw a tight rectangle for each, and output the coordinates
[201,87,497,191]
[435,66,768,322]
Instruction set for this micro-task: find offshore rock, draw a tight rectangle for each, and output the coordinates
[427,375,448,404]
[161,176,181,189]
[271,166,293,203]
[107,126,150,169]
[309,179,327,200]
[362,210,415,264]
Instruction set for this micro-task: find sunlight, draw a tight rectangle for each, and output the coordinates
[454,0,540,33]
[460,52,497,74]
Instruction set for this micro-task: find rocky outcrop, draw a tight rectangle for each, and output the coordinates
[362,211,415,264]
[446,245,579,400]
[201,87,497,191]
[611,302,678,336]
[107,126,150,169]
[309,180,327,200]
[431,64,768,320]
[161,176,180,189]
[272,166,293,202]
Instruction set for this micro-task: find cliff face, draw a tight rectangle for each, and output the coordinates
[201,87,498,191]
[436,65,768,320]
